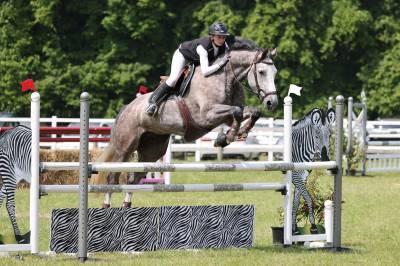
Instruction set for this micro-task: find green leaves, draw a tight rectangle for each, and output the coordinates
[0,0,399,119]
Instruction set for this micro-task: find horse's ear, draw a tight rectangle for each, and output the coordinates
[270,48,277,59]
[260,49,269,60]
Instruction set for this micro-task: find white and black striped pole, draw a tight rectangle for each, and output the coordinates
[78,92,90,262]
[333,95,344,250]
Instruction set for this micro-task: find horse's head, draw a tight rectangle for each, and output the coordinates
[246,48,279,111]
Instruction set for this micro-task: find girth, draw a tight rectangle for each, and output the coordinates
[176,97,211,142]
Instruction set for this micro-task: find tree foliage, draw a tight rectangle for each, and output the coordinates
[0,0,398,119]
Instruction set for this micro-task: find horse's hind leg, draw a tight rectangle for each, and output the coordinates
[103,131,143,208]
[123,133,170,207]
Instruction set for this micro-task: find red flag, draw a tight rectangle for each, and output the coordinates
[20,79,37,92]
[138,85,149,94]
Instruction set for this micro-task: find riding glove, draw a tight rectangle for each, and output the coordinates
[218,54,230,68]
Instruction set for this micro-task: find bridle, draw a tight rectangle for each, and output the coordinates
[228,49,277,102]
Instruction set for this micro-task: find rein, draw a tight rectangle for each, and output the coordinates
[228,49,277,102]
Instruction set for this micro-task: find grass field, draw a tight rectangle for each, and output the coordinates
[1,164,400,265]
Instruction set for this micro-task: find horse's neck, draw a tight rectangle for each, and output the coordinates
[229,50,257,77]
[185,51,256,106]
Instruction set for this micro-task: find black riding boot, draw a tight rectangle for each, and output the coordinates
[145,82,172,115]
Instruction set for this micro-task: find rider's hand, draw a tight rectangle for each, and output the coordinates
[218,54,230,68]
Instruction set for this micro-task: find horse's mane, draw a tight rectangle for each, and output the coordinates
[292,108,326,131]
[230,37,260,51]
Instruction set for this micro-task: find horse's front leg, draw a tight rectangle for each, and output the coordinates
[205,104,243,147]
[237,106,261,140]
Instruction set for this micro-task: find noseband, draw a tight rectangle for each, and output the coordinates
[228,49,277,102]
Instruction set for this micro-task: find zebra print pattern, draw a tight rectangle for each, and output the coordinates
[0,125,31,244]
[291,108,335,234]
[51,208,158,252]
[51,205,254,252]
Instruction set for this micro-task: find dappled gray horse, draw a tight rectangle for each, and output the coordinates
[92,42,279,207]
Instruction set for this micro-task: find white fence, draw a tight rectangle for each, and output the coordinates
[2,115,400,172]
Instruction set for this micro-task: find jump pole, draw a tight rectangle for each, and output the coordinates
[333,95,344,250]
[283,96,293,245]
[78,92,90,262]
[30,92,40,254]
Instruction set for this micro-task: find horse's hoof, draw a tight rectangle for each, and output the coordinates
[122,202,132,208]
[102,203,111,208]
[310,224,318,234]
[214,133,228,148]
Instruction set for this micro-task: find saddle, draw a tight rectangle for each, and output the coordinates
[157,64,210,141]
[160,63,195,98]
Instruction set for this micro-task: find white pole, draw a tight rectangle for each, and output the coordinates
[283,96,293,245]
[268,118,274,161]
[30,92,40,254]
[51,115,57,150]
[324,200,333,244]
[195,139,201,162]
[164,136,172,184]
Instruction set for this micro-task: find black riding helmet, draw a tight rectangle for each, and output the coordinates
[208,22,230,36]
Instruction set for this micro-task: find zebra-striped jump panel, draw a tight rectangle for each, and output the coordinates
[50,205,254,252]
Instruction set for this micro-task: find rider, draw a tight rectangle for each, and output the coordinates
[145,22,232,115]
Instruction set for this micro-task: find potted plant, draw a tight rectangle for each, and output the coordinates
[345,133,368,176]
[272,169,334,244]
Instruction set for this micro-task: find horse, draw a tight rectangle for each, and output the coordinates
[92,39,279,208]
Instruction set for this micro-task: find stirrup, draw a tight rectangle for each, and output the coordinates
[145,103,157,115]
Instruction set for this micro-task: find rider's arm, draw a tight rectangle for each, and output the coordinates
[196,45,221,77]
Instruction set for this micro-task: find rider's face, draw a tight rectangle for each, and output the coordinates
[212,35,226,47]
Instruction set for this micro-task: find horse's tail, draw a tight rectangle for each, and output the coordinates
[91,105,128,185]
[90,142,116,185]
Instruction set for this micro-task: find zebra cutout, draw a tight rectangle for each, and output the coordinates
[0,125,31,244]
[291,108,335,235]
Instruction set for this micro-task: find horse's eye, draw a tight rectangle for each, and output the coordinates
[258,70,265,75]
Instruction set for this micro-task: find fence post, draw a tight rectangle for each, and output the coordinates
[283,96,293,245]
[328,96,333,109]
[268,118,274,161]
[324,200,333,243]
[217,127,223,161]
[30,92,40,254]
[361,93,367,176]
[333,95,344,250]
[51,115,57,150]
[195,139,201,162]
[163,136,172,184]
[78,92,90,262]
[346,97,353,175]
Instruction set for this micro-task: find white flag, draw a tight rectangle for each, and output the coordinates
[288,84,302,96]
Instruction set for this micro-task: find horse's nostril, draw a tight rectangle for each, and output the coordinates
[267,101,272,106]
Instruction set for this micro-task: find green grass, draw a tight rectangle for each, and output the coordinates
[1,166,400,265]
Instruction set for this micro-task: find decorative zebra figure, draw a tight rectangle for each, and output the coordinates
[291,108,335,234]
[0,125,31,243]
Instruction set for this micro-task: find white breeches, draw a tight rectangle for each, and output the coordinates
[166,49,188,87]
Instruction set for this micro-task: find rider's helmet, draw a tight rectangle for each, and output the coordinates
[208,22,230,36]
